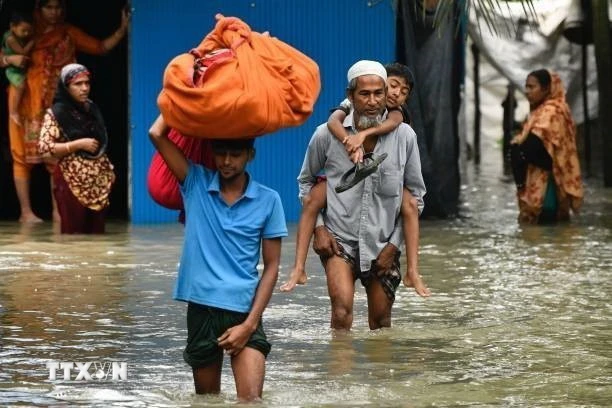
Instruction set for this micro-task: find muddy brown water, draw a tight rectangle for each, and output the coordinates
[1,155,610,407]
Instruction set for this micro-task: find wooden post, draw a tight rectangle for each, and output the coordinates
[591,0,612,185]
[471,42,481,165]
[502,83,517,176]
[581,37,591,177]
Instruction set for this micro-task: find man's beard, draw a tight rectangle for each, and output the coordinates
[356,113,383,130]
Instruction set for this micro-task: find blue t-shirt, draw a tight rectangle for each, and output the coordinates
[175,163,288,313]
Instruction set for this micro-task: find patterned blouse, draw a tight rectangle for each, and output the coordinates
[38,110,115,211]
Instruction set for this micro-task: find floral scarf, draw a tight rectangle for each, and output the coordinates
[514,70,583,223]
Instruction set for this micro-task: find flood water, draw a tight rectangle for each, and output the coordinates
[1,152,611,407]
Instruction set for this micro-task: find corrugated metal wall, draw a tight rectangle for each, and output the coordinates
[130,0,396,223]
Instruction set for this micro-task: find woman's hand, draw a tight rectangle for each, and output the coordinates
[120,6,131,31]
[103,8,130,52]
[75,138,99,154]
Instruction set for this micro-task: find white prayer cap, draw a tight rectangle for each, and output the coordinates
[347,60,387,83]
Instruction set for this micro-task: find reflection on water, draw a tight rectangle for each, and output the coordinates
[1,164,611,406]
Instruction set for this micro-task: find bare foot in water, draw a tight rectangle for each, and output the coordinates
[19,212,43,223]
[403,270,431,297]
[280,266,308,292]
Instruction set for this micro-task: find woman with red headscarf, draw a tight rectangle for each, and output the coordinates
[6,0,128,223]
[510,69,584,224]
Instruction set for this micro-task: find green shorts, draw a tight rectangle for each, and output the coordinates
[6,66,26,87]
[183,302,271,368]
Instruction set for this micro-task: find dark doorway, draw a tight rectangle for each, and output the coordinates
[0,0,129,221]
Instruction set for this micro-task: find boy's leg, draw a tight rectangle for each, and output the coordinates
[184,303,226,395]
[9,83,24,125]
[231,347,265,401]
[401,189,430,297]
[193,358,223,395]
[280,181,327,292]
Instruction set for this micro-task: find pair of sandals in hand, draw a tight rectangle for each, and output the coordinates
[335,151,388,193]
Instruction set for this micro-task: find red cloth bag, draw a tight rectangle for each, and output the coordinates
[147,128,214,210]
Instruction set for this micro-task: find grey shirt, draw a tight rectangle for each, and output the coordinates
[297,112,426,272]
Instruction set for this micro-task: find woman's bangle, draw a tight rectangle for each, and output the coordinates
[65,142,71,154]
[1,56,8,66]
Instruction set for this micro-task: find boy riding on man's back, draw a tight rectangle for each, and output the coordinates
[281,62,430,298]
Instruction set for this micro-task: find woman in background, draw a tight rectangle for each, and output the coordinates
[510,69,583,224]
[7,0,128,223]
[38,63,114,234]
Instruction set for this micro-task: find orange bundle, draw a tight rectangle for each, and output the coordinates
[157,14,321,138]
